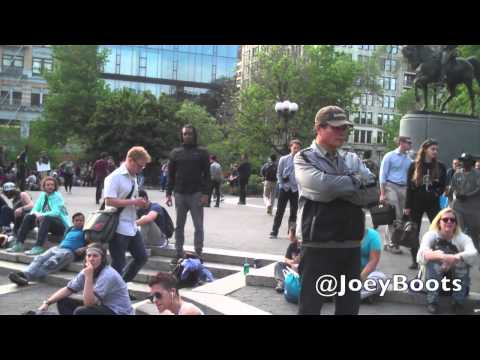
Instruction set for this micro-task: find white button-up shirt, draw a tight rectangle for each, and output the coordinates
[103,163,139,236]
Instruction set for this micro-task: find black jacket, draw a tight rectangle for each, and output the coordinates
[405,161,447,209]
[237,161,252,182]
[166,145,210,196]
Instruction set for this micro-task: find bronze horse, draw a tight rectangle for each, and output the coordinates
[402,45,480,116]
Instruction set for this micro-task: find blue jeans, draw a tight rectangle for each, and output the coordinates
[109,231,148,283]
[425,261,470,305]
[24,246,74,281]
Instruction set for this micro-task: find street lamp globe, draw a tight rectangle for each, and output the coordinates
[289,102,298,113]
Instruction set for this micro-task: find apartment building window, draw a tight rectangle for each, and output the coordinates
[360,130,366,143]
[377,113,383,126]
[366,131,372,144]
[360,112,366,124]
[366,112,373,125]
[382,77,397,91]
[354,130,359,143]
[1,90,10,104]
[390,96,395,109]
[31,93,41,106]
[32,58,53,76]
[353,112,360,124]
[384,58,397,72]
[2,55,24,68]
[377,132,383,144]
[404,73,414,87]
[12,92,22,105]
[367,94,373,106]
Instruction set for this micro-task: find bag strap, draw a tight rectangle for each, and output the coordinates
[99,182,135,213]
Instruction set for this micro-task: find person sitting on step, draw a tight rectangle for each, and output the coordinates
[8,212,87,287]
[417,208,477,315]
[37,243,134,315]
[6,176,70,255]
[136,189,168,248]
[147,271,204,315]
[274,226,301,293]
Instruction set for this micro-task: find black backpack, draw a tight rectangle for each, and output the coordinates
[158,206,174,239]
[171,252,202,289]
[263,162,277,182]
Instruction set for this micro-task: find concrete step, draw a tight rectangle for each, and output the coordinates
[0,249,243,285]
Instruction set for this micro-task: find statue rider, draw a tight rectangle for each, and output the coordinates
[439,45,458,83]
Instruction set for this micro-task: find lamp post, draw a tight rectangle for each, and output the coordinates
[275,100,299,154]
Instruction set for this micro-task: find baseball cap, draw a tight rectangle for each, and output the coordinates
[2,182,16,192]
[314,106,353,127]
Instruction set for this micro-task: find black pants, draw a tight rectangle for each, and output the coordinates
[410,199,440,264]
[208,180,221,207]
[272,189,298,235]
[95,178,105,204]
[239,179,248,204]
[57,297,116,315]
[0,205,26,235]
[64,174,73,192]
[17,214,65,246]
[16,172,26,192]
[298,246,361,315]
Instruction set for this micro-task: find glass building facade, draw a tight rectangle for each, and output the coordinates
[100,45,239,96]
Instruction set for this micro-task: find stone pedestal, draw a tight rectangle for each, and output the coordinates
[400,111,480,164]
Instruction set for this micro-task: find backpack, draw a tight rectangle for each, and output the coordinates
[263,162,277,182]
[283,268,301,304]
[157,206,174,239]
[172,252,203,289]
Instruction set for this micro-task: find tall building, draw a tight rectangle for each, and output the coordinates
[0,45,52,138]
[1,45,239,137]
[100,45,239,97]
[236,44,412,163]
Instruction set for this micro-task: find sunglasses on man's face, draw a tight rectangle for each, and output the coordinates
[147,292,163,303]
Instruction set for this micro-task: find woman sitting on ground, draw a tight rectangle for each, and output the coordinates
[147,271,204,315]
[417,208,478,314]
[37,243,133,315]
[6,176,70,255]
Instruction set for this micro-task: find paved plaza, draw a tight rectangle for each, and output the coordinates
[0,185,479,315]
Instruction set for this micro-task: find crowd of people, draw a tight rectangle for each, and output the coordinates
[1,105,480,316]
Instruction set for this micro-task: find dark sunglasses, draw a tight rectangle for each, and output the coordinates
[441,217,456,224]
[147,292,163,303]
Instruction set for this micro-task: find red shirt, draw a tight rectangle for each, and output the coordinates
[93,159,109,180]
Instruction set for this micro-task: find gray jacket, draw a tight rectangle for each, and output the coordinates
[294,141,363,204]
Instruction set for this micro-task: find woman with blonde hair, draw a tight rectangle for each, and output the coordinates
[404,139,447,270]
[417,208,477,314]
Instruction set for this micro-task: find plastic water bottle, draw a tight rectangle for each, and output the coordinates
[243,258,250,275]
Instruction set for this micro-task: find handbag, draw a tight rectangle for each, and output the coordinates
[391,217,418,248]
[283,268,301,304]
[83,184,135,244]
[369,203,396,227]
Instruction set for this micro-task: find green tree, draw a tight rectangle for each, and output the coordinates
[39,45,108,146]
[232,45,380,166]
[86,89,180,163]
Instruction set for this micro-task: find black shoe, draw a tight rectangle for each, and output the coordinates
[269,232,277,239]
[214,204,219,208]
[409,263,419,270]
[427,303,439,314]
[9,272,28,286]
[275,281,284,293]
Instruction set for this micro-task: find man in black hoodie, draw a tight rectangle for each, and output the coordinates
[166,125,210,263]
